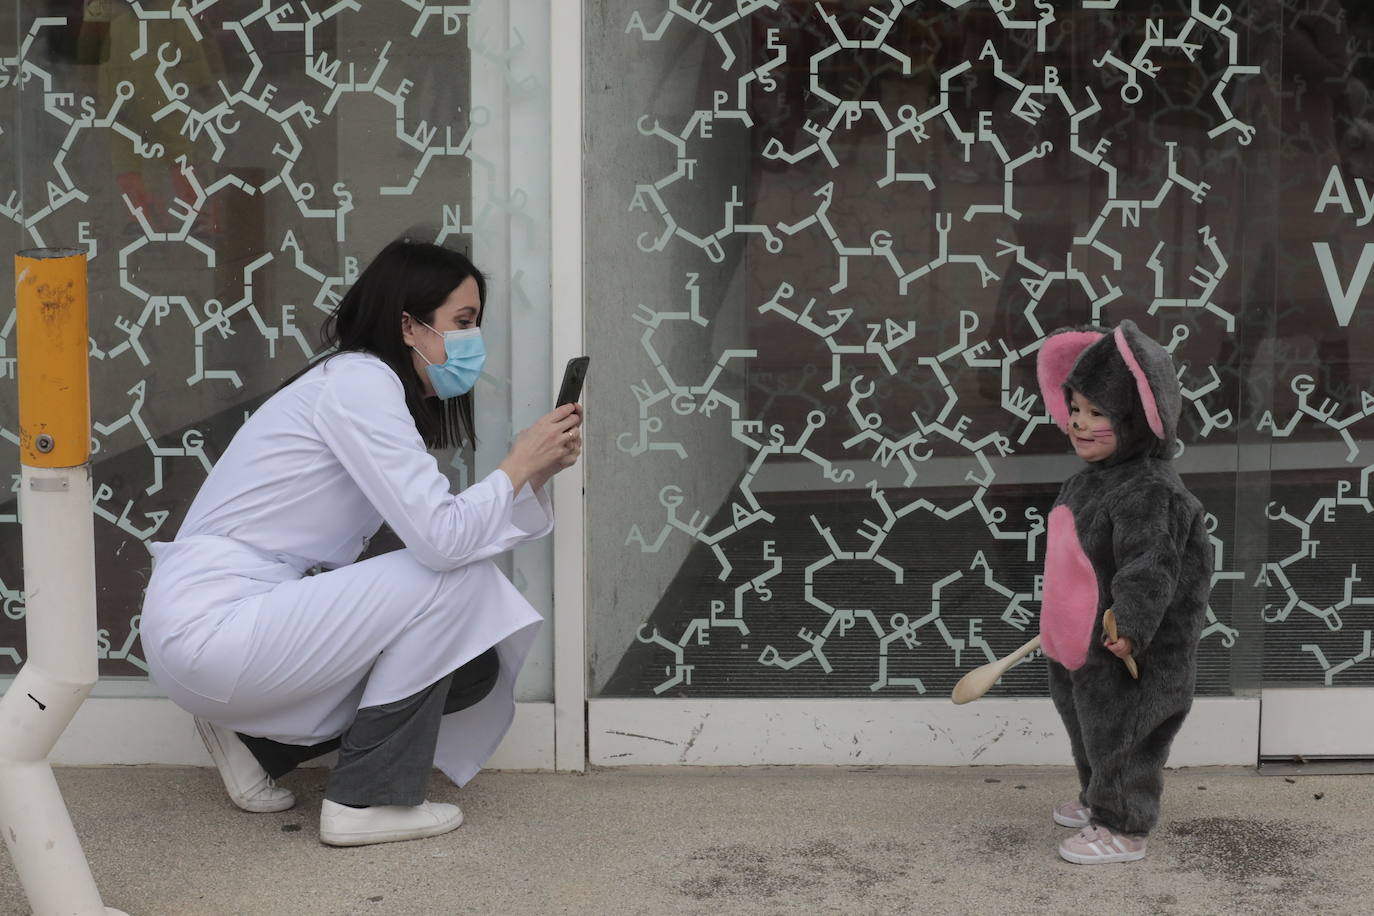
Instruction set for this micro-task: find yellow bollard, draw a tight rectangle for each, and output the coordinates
[16,247,91,468]
[1,248,128,915]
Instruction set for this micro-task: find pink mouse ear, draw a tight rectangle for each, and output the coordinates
[1114,326,1165,439]
[1037,331,1106,432]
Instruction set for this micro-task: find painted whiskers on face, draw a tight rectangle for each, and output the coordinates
[1067,390,1118,462]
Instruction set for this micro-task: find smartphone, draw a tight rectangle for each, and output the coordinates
[556,356,589,407]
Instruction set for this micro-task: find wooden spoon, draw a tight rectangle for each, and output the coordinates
[951,634,1042,705]
[1103,608,1139,679]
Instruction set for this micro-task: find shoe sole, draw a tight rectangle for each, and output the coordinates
[232,793,296,813]
[1057,845,1147,865]
[194,718,296,814]
[1053,811,1090,828]
[320,812,464,847]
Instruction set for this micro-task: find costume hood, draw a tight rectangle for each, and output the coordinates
[1035,320,1182,464]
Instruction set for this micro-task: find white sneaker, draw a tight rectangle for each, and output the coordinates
[194,717,296,813]
[319,799,464,847]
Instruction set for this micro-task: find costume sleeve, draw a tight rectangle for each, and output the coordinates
[313,359,554,571]
[1107,485,1183,653]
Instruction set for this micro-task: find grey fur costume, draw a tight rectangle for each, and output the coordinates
[1035,320,1212,837]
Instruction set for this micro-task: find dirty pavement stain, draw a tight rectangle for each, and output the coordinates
[679,838,905,901]
[1166,817,1320,890]
[976,824,1034,856]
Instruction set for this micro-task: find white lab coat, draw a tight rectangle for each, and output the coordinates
[140,351,552,787]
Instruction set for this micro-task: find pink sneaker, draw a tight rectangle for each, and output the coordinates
[1058,824,1148,864]
[1053,800,1091,828]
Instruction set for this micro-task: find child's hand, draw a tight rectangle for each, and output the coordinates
[1104,635,1135,660]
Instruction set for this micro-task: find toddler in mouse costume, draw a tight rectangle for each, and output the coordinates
[1034,320,1212,864]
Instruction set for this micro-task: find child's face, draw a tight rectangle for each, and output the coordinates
[1067,391,1117,462]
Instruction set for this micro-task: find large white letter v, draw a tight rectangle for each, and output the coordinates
[1313,241,1374,327]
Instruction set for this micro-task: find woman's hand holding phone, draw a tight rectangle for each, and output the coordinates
[499,403,582,493]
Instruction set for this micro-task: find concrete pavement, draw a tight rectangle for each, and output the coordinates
[1,765,1369,915]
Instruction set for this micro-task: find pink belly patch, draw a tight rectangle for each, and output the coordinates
[1040,505,1099,670]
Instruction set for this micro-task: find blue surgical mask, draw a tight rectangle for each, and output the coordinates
[413,319,485,399]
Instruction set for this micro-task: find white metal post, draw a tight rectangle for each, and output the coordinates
[0,248,129,915]
[550,0,588,772]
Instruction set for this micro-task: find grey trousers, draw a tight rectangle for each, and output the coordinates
[239,647,499,807]
[1047,659,1189,837]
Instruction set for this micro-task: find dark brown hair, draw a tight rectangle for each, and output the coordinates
[320,238,486,448]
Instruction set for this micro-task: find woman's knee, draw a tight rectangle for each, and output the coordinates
[443,647,500,715]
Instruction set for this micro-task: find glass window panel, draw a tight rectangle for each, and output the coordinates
[0,1,553,699]
[586,0,1374,701]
